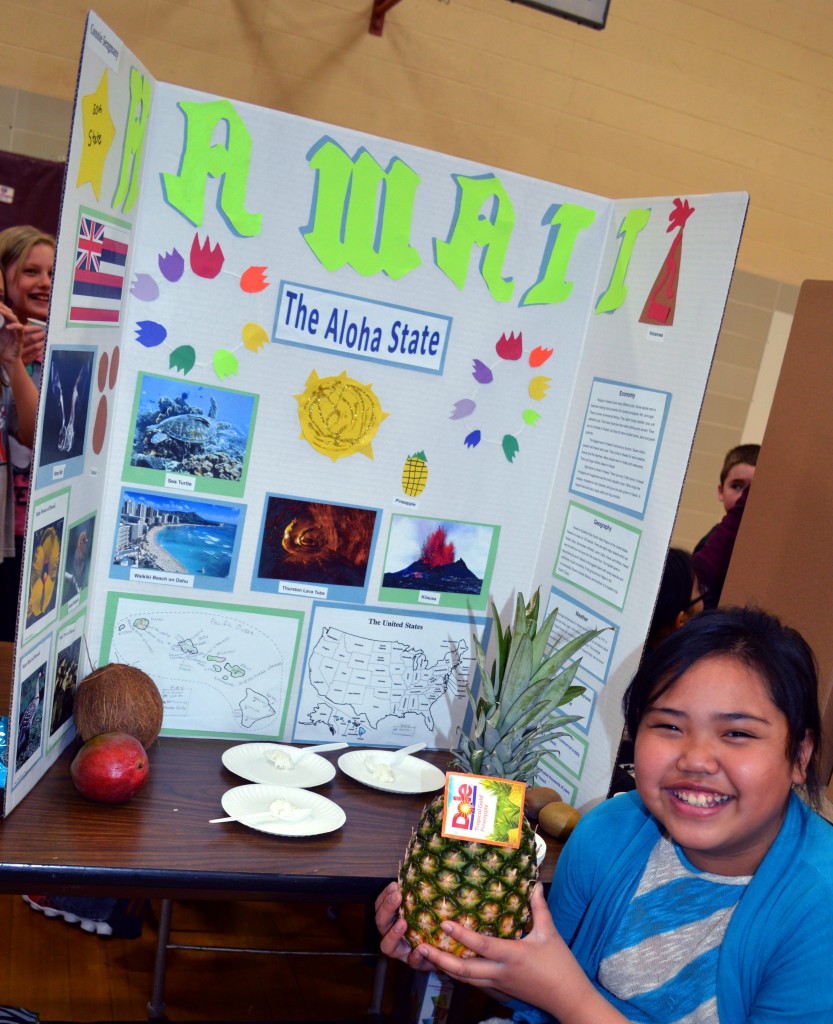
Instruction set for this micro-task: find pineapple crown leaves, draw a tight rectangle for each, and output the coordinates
[460,707,578,774]
[460,590,605,782]
[471,594,601,729]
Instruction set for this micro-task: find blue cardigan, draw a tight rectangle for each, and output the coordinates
[511,791,833,1023]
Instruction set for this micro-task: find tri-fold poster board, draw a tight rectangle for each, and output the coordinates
[2,11,748,815]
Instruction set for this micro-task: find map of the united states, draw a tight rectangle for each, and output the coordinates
[303,626,468,733]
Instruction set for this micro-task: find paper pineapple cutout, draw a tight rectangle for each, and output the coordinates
[401,450,428,496]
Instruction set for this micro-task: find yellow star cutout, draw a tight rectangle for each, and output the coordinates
[77,70,116,200]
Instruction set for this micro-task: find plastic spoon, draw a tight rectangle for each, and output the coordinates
[381,741,427,767]
[385,741,422,765]
[265,741,348,770]
[363,742,426,780]
[209,812,275,824]
[210,802,313,825]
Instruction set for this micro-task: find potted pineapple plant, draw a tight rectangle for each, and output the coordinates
[398,590,600,956]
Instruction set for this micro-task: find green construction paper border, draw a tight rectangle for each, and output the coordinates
[377,514,500,611]
[99,590,304,740]
[553,502,641,611]
[121,372,258,498]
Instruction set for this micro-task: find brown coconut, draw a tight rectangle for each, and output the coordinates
[73,663,164,748]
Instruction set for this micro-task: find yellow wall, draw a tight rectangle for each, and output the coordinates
[5,0,833,284]
[0,0,826,548]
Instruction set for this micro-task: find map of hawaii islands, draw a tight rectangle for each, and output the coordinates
[102,597,302,739]
[299,625,470,741]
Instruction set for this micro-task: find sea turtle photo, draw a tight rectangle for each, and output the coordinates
[148,397,231,446]
[131,381,252,482]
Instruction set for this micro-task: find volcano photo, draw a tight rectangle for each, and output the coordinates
[382,520,486,596]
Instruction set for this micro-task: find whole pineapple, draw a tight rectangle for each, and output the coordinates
[399,590,600,956]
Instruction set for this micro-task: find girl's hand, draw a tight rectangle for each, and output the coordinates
[413,886,627,1023]
[20,321,45,366]
[412,884,563,1000]
[379,885,627,1024]
[0,303,25,376]
[374,881,433,972]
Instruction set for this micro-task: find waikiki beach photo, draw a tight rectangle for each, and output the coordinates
[112,489,243,585]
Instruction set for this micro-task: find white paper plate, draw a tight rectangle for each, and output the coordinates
[535,832,547,865]
[222,743,336,788]
[220,784,346,837]
[338,750,445,794]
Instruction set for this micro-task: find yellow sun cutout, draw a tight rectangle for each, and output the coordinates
[295,369,388,461]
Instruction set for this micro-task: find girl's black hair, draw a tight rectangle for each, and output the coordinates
[623,605,822,805]
[649,547,696,645]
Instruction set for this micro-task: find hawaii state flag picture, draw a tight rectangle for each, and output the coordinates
[68,208,130,326]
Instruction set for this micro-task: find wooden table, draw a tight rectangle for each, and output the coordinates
[0,650,559,896]
[0,642,560,1019]
[4,633,384,897]
[0,733,470,899]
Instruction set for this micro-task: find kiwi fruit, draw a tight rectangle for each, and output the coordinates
[537,801,581,840]
[524,785,562,820]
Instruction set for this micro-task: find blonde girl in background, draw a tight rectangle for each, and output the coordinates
[0,265,38,558]
[0,226,54,641]
[0,226,150,940]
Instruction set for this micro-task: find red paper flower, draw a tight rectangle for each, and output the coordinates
[190,234,224,278]
[495,331,523,361]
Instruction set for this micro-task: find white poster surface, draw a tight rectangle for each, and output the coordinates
[1,12,747,814]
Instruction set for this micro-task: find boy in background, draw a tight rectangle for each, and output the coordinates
[693,442,759,606]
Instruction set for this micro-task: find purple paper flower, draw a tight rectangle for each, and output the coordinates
[130,273,159,302]
[472,359,493,384]
[158,248,184,282]
[450,399,476,420]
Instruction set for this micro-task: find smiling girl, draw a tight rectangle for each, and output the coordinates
[0,267,38,561]
[377,606,833,1022]
[0,225,54,369]
[0,226,55,640]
